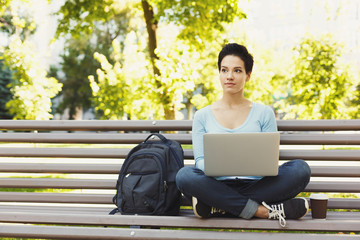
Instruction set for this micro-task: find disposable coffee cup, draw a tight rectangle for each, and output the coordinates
[310,193,329,219]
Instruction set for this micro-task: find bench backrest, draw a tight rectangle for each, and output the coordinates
[0,120,359,210]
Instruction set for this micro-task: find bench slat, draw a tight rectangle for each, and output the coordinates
[0,178,115,189]
[1,163,360,177]
[0,212,359,232]
[1,223,357,240]
[0,133,193,144]
[329,198,360,209]
[0,163,121,174]
[280,134,360,145]
[306,181,360,193]
[0,192,358,209]
[0,205,114,214]
[0,192,112,204]
[0,120,193,131]
[1,119,360,131]
[1,148,360,160]
[279,149,360,161]
[277,119,360,131]
[1,132,360,145]
[310,166,360,177]
[1,178,359,193]
[0,147,132,158]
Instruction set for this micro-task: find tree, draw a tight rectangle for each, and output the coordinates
[347,83,360,119]
[139,0,244,119]
[2,37,62,119]
[155,38,222,119]
[0,2,62,120]
[53,38,97,120]
[89,40,130,120]
[90,37,158,120]
[280,35,352,119]
[245,46,288,107]
[53,5,131,119]
[0,59,13,119]
[53,0,245,119]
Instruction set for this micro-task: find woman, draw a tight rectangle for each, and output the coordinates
[176,43,311,227]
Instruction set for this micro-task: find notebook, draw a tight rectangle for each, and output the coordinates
[203,132,280,177]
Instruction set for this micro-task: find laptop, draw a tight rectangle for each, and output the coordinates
[203,132,280,177]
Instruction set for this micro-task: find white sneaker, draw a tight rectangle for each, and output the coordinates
[262,197,309,227]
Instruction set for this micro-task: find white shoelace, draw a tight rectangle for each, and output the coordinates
[262,201,286,227]
[210,207,226,215]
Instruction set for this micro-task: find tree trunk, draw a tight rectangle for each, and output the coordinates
[141,0,176,119]
[164,106,175,120]
[141,0,160,77]
[186,101,193,120]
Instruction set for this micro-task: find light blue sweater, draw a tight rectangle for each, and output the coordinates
[192,102,278,180]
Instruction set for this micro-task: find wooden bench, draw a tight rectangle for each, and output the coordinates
[0,119,359,239]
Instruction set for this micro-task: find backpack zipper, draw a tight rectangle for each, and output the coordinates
[125,171,158,178]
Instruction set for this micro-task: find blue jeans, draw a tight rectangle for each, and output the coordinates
[176,159,311,219]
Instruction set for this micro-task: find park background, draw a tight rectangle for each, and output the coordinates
[1,0,360,121]
[0,2,359,232]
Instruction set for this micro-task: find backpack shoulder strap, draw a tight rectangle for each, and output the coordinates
[144,133,168,144]
[109,208,120,215]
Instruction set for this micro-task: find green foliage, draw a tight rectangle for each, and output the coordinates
[3,0,358,121]
[0,1,36,41]
[185,42,222,116]
[2,37,62,119]
[54,0,245,49]
[245,46,290,107]
[0,1,61,120]
[53,1,133,119]
[54,21,128,119]
[54,0,245,119]
[54,0,118,39]
[155,40,220,119]
[0,59,13,119]
[89,47,128,120]
[347,83,360,118]
[0,14,15,34]
[91,34,222,120]
[90,39,155,120]
[0,0,12,14]
[152,0,245,49]
[55,39,96,119]
[278,35,353,119]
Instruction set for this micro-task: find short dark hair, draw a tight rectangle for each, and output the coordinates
[217,43,254,74]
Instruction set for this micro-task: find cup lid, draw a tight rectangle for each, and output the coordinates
[310,193,329,200]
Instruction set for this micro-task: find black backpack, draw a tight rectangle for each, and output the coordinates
[110,133,184,215]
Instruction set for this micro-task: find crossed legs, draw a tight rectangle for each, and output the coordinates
[176,159,311,219]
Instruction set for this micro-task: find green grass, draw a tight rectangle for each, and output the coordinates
[297,192,359,199]
[0,187,72,193]
[1,239,45,240]
[0,142,137,149]
[326,146,360,150]
[0,174,73,193]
